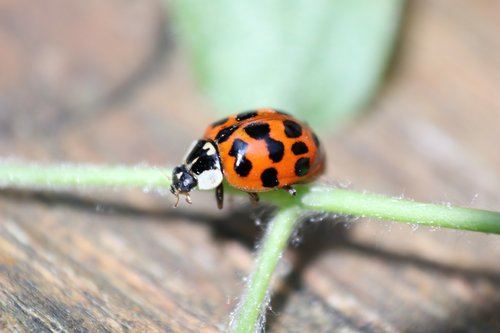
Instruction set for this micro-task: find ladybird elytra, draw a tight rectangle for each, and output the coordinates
[171,108,325,209]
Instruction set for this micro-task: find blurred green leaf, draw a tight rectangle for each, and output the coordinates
[172,0,404,130]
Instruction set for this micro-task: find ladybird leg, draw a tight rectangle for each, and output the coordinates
[173,193,180,208]
[215,183,224,210]
[283,185,296,196]
[248,192,260,204]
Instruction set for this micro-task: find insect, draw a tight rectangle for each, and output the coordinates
[170,108,325,209]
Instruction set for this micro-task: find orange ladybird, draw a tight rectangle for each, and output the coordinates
[170,108,325,209]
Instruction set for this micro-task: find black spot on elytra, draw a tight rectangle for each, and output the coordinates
[215,124,239,143]
[283,120,302,138]
[229,139,252,176]
[261,168,279,187]
[295,157,310,177]
[236,111,258,121]
[244,122,284,163]
[291,141,309,155]
[312,132,320,148]
[211,117,228,127]
[267,138,284,163]
[244,122,270,139]
[235,158,252,177]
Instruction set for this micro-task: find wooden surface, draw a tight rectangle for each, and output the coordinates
[1,1,500,332]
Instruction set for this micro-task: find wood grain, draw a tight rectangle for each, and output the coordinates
[1,1,499,332]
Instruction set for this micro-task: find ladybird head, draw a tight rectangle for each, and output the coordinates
[170,164,197,207]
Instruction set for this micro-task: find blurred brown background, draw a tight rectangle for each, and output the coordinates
[0,1,499,332]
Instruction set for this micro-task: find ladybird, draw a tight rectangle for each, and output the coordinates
[170,108,325,209]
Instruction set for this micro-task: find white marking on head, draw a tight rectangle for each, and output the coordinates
[203,142,217,156]
[197,169,223,190]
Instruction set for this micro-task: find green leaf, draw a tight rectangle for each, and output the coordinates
[171,0,404,130]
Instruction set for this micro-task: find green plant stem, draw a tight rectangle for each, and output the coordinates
[0,161,170,188]
[230,207,301,333]
[300,187,500,233]
[1,161,499,234]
